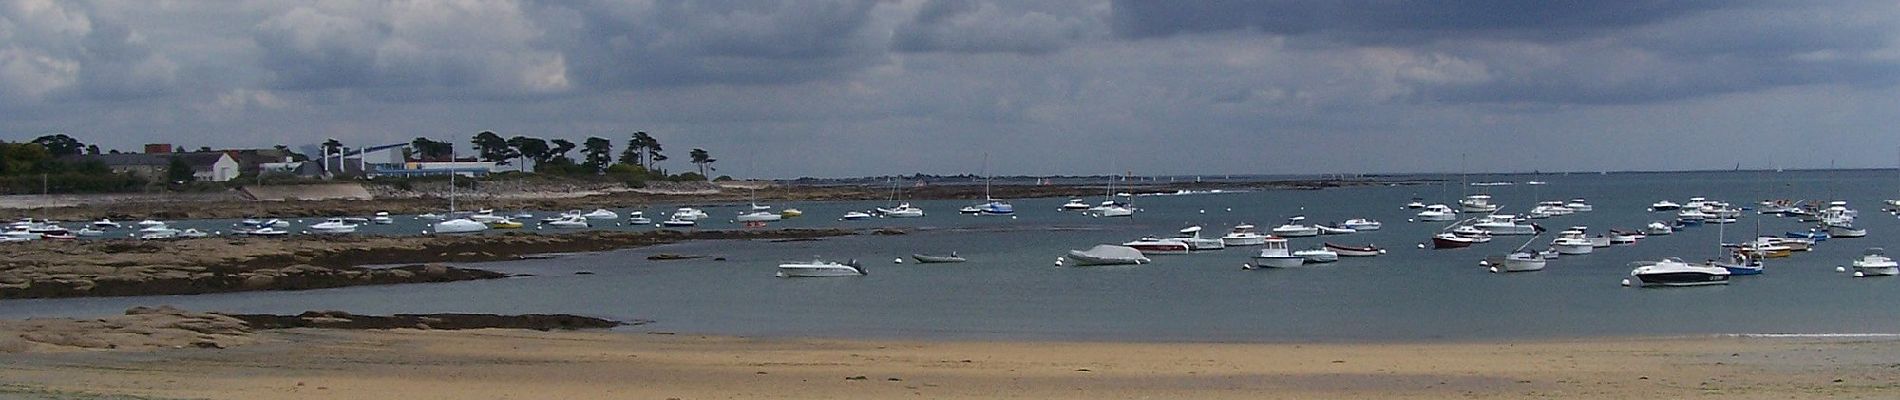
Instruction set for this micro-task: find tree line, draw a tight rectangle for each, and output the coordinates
[0,134,146,194]
[405,131,722,181]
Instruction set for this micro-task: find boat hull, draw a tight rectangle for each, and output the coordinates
[1249,256,1307,268]
[1323,243,1383,257]
[1221,236,1266,246]
[1855,266,1899,276]
[776,266,865,278]
[1634,272,1730,287]
[1432,236,1475,249]
[1552,243,1593,255]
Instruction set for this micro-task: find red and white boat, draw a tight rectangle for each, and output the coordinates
[1432,233,1478,249]
[1323,243,1385,257]
[1122,236,1190,255]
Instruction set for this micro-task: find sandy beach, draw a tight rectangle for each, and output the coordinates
[4,328,1895,399]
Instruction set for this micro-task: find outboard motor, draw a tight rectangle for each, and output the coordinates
[847,259,865,275]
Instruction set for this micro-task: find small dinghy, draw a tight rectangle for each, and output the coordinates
[911,252,967,263]
[1323,243,1385,257]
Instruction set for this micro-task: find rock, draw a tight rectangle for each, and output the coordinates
[240,275,276,289]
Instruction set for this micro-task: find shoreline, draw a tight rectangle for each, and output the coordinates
[3,326,1893,399]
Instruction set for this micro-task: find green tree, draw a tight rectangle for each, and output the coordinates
[471,131,516,164]
[688,148,715,179]
[581,136,614,171]
[506,136,552,166]
[85,144,100,155]
[548,139,576,164]
[619,131,649,167]
[410,137,454,161]
[30,134,85,157]
[167,156,194,182]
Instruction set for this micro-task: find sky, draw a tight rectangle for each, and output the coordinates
[2,0,1898,178]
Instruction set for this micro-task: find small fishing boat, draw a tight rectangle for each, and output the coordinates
[177,229,209,238]
[76,227,106,237]
[1827,224,1867,238]
[1643,221,1674,236]
[1221,224,1267,246]
[672,208,710,220]
[1850,248,1898,277]
[911,252,967,263]
[137,219,166,227]
[1472,215,1538,235]
[776,259,866,277]
[1496,251,1546,272]
[1404,198,1427,209]
[629,216,652,225]
[958,206,982,215]
[1459,194,1500,213]
[840,211,873,221]
[468,210,507,224]
[1627,258,1730,287]
[1270,216,1320,237]
[308,218,359,234]
[1785,229,1828,241]
[1323,243,1384,257]
[1432,232,1478,249]
[1061,199,1091,210]
[661,217,697,227]
[1064,245,1150,266]
[1551,230,1594,255]
[1564,198,1593,212]
[1087,202,1137,218]
[1708,253,1762,276]
[245,227,291,237]
[1246,237,1306,268]
[417,213,446,221]
[1608,229,1642,244]
[371,212,394,225]
[779,208,804,218]
[582,209,619,220]
[1316,225,1357,235]
[91,219,121,229]
[1415,204,1457,222]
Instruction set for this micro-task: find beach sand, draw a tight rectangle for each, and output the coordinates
[3,329,1895,399]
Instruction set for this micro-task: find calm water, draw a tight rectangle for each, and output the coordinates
[7,170,1900,342]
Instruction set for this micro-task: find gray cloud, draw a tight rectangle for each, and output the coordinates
[892,0,1102,54]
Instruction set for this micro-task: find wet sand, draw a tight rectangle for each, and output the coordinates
[3,329,1894,399]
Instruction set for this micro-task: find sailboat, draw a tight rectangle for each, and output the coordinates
[432,146,488,234]
[1708,216,1762,275]
[1086,174,1135,217]
[736,187,782,222]
[875,178,925,218]
[967,154,1014,216]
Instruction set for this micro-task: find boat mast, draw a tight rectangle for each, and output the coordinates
[982,153,992,201]
[448,143,457,214]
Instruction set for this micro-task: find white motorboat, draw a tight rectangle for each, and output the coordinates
[1608,229,1642,244]
[1270,216,1320,237]
[432,218,489,234]
[138,230,177,240]
[1172,226,1225,251]
[1063,244,1150,266]
[1494,251,1546,272]
[1459,194,1499,213]
[1531,201,1575,217]
[972,199,1015,216]
[1087,202,1137,218]
[1431,232,1480,249]
[1415,204,1457,222]
[840,211,873,220]
[1643,221,1674,236]
[542,210,583,223]
[468,210,507,224]
[76,227,106,237]
[177,229,209,238]
[2,227,43,241]
[1449,226,1493,242]
[1123,236,1190,255]
[672,208,710,220]
[245,227,291,237]
[1247,237,1305,268]
[1564,198,1593,212]
[1061,198,1091,210]
[876,202,926,218]
[1828,224,1868,238]
[1340,218,1382,231]
[959,205,982,215]
[137,219,165,227]
[1316,225,1356,235]
[629,216,653,225]
[91,219,121,229]
[1850,248,1898,277]
[1404,198,1427,209]
[776,259,866,277]
[308,218,358,234]
[417,213,446,221]
[1551,230,1594,255]
[661,217,697,227]
[1649,200,1682,211]
[736,210,783,222]
[1628,258,1730,287]
[1472,215,1537,235]
[582,209,620,220]
[1221,224,1267,246]
[1323,243,1384,257]
[371,212,394,225]
[1294,247,1339,263]
[137,224,176,234]
[545,216,590,229]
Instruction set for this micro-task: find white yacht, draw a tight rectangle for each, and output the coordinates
[1247,237,1305,269]
[1649,200,1682,211]
[775,259,866,277]
[1270,216,1320,237]
[1087,201,1137,218]
[371,212,394,225]
[308,218,358,234]
[1061,199,1091,210]
[545,216,590,229]
[432,218,489,234]
[876,202,926,218]
[1530,201,1574,217]
[1643,221,1674,236]
[672,208,710,220]
[582,209,620,220]
[1497,251,1547,272]
[1221,224,1268,246]
[628,212,653,225]
[1404,198,1427,209]
[1340,218,1382,231]
[1472,215,1537,235]
[840,211,873,221]
[736,210,783,222]
[1459,194,1500,213]
[1172,226,1225,251]
[1564,198,1593,212]
[1415,204,1457,222]
[1627,258,1730,287]
[1851,248,1898,277]
[91,219,121,229]
[1551,229,1594,255]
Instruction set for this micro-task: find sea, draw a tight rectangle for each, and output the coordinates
[5,169,1900,342]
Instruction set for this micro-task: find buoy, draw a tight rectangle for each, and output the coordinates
[1241,263,1254,270]
[1054,257,1065,266]
[1416,243,1426,249]
[1011,216,1018,220]
[1479,260,1491,267]
[1198,209,1205,214]
[893,258,903,264]
[1378,249,1388,254]
[1854,271,1866,277]
[1620,278,1632,286]
[1836,266,1848,272]
[1225,208,1232,212]
[1488,267,1499,273]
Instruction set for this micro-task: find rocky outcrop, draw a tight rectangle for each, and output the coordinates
[0,306,627,353]
[0,229,853,299]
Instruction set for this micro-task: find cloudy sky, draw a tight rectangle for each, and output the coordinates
[2,0,1897,177]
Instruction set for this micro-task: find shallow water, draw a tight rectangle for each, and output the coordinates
[7,170,1900,342]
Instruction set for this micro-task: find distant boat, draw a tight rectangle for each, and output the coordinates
[1270,216,1319,237]
[1850,248,1897,277]
[1323,243,1384,257]
[1064,245,1149,266]
[1221,224,1267,246]
[912,252,967,263]
[582,209,619,220]
[1294,247,1338,263]
[1246,237,1305,269]
[1172,226,1225,251]
[1628,258,1730,287]
[1432,233,1478,249]
[776,259,866,278]
[1123,236,1190,255]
